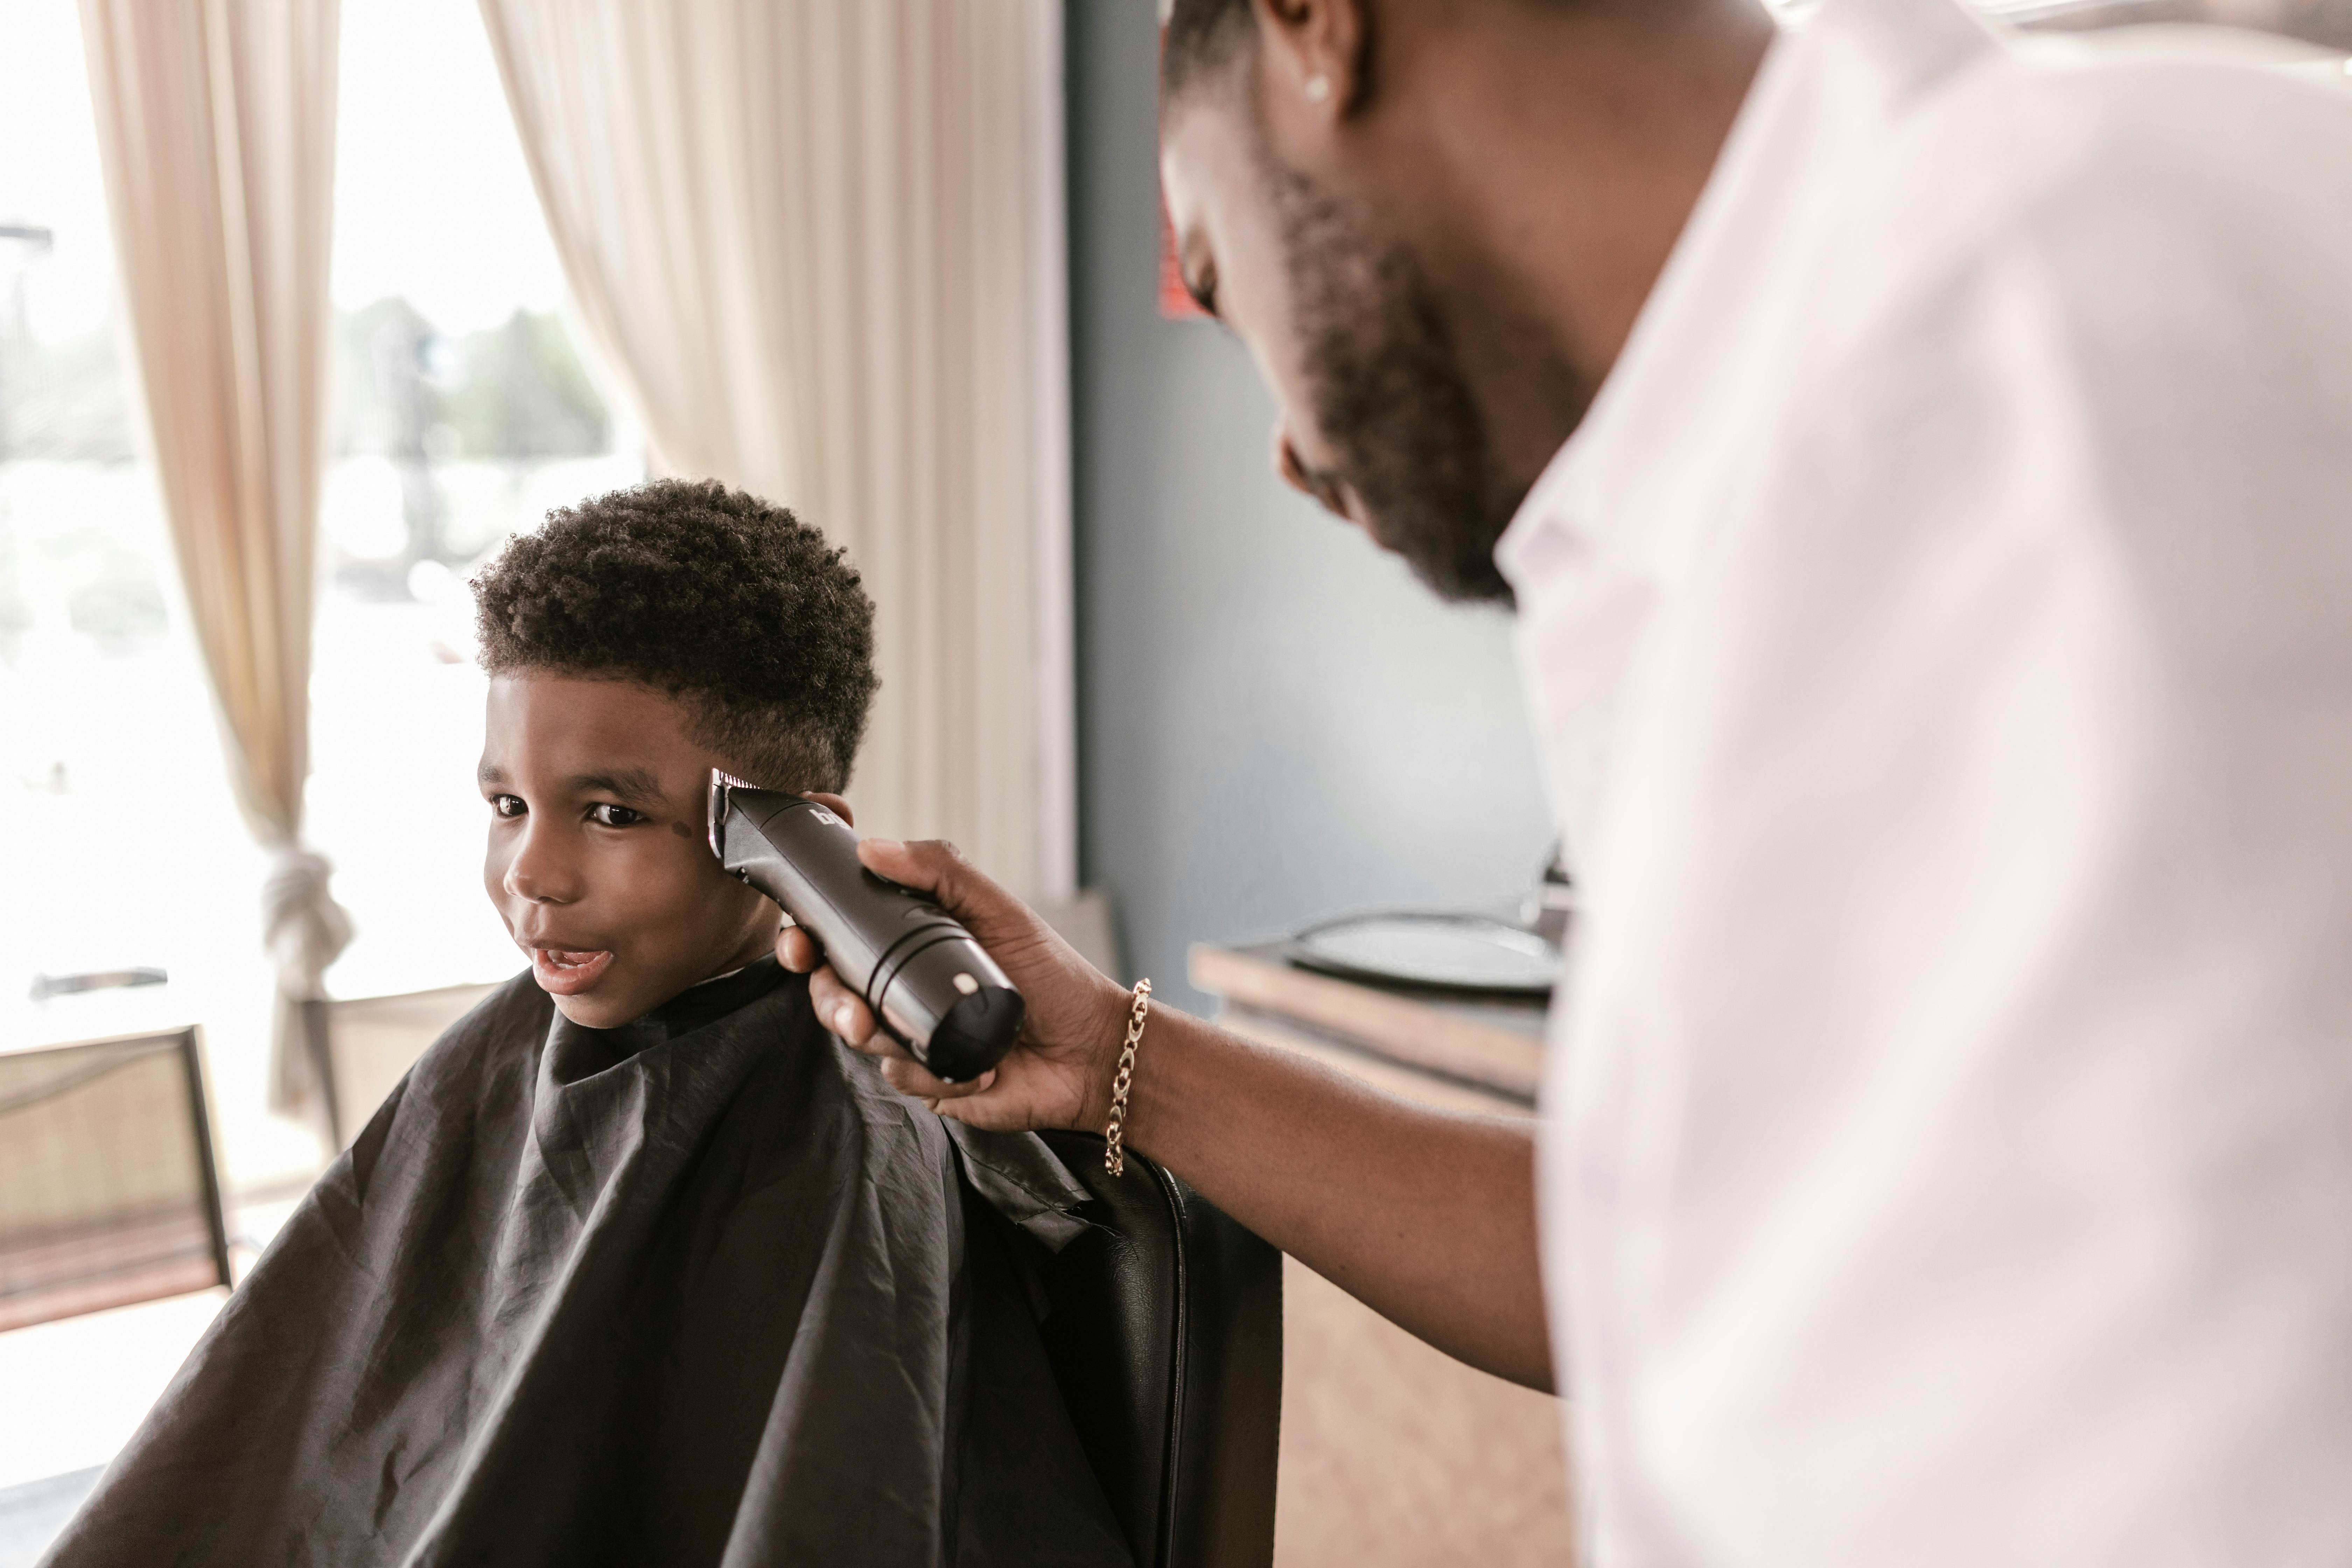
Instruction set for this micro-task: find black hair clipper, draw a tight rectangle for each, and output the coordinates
[707,770,1023,1082]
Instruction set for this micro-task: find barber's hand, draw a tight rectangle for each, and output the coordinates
[776,835,1135,1134]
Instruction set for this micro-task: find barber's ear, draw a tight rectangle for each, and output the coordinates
[804,791,854,827]
[1256,0,1368,116]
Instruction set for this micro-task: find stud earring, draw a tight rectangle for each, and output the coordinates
[1305,73,1331,105]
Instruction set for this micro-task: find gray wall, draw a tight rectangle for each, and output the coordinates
[1066,1,1554,1013]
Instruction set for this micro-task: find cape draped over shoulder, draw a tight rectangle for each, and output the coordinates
[43,961,1133,1568]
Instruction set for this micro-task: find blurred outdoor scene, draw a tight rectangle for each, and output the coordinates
[0,0,640,1224]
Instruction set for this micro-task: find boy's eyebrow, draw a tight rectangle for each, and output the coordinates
[569,768,667,807]
[477,762,508,787]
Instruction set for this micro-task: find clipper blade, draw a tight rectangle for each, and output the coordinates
[706,767,759,861]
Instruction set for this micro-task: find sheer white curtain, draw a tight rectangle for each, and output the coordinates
[479,0,1075,898]
[80,0,353,1110]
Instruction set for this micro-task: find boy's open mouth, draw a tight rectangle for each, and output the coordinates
[530,946,615,995]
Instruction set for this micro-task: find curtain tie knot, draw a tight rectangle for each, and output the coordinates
[263,845,356,1001]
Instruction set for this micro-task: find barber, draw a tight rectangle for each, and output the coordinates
[787,0,2352,1557]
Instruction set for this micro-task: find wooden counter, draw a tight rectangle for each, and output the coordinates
[1188,940,1575,1568]
[1190,940,1546,1105]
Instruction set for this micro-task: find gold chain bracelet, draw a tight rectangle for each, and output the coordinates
[1103,978,1152,1176]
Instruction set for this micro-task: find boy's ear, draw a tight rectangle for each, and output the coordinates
[803,791,853,827]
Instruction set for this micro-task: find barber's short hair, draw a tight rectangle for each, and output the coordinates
[1162,0,1633,103]
[1161,0,1257,101]
[471,477,878,793]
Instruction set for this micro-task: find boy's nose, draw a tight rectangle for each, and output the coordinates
[505,866,573,904]
[504,825,581,904]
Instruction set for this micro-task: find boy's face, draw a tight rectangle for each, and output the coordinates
[479,673,779,1028]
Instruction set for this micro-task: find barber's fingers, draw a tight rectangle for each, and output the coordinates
[805,963,874,1044]
[855,837,1015,939]
[775,924,822,973]
[807,958,996,1100]
[855,835,956,897]
[880,1056,994,1103]
[785,839,1012,1045]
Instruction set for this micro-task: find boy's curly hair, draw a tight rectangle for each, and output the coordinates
[471,478,878,792]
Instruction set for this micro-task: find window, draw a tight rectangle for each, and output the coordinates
[0,1,294,1181]
[312,0,641,1001]
[0,0,637,1193]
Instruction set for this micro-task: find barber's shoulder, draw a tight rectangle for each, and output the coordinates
[1821,47,2349,350]
[1907,45,2339,222]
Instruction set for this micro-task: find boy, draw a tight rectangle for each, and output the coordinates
[47,481,1131,1567]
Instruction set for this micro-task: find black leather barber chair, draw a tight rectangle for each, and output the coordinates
[1035,1131,1284,1568]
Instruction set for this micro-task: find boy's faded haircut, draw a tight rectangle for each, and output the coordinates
[471,478,878,792]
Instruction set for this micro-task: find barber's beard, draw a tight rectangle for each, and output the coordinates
[1270,164,1524,606]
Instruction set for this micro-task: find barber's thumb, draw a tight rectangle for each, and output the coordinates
[855,837,913,883]
[861,837,996,920]
[775,924,820,972]
[858,836,953,892]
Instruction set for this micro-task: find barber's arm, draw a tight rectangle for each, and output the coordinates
[779,836,1553,1392]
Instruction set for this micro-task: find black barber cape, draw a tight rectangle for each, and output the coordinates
[43,960,1135,1567]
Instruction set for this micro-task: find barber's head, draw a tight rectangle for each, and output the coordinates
[1157,0,1768,604]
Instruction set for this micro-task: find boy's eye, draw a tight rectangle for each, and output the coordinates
[492,794,526,818]
[588,803,646,828]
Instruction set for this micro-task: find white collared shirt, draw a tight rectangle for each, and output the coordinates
[1494,1,2352,1561]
